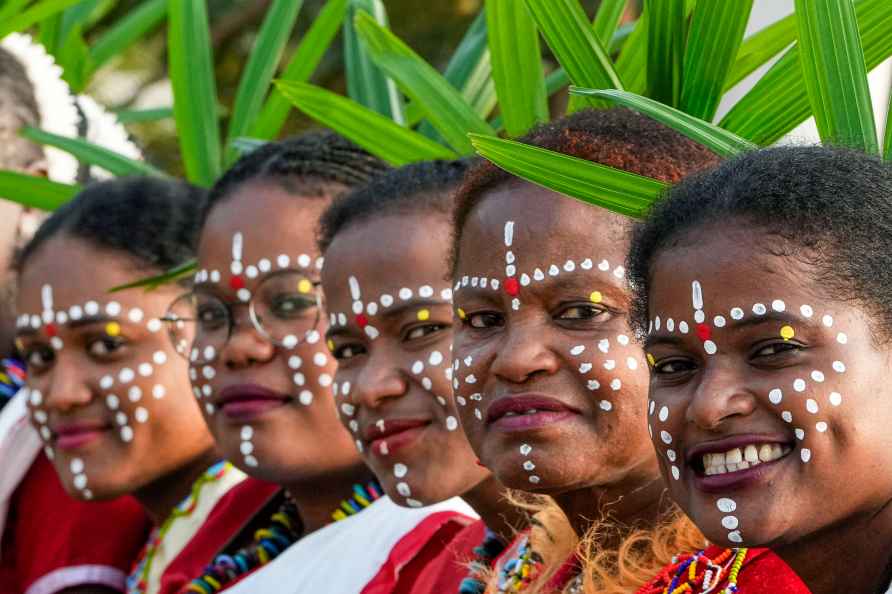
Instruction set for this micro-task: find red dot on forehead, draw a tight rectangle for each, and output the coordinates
[44,324,58,338]
[356,313,369,328]
[504,277,520,297]
[229,275,246,290]
[696,323,711,342]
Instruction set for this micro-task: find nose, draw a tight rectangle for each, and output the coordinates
[351,347,407,410]
[221,307,275,369]
[685,360,757,431]
[42,354,93,413]
[489,315,560,384]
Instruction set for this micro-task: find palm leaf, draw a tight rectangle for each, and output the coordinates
[469,134,666,219]
[224,0,304,165]
[680,0,753,121]
[90,0,167,72]
[645,0,685,107]
[167,0,221,187]
[344,0,404,123]
[21,126,167,177]
[355,11,494,154]
[250,0,347,140]
[115,106,173,124]
[276,81,457,165]
[0,0,84,39]
[109,259,196,292]
[593,0,627,45]
[724,13,796,91]
[571,88,756,158]
[795,0,877,153]
[615,4,649,95]
[487,0,548,137]
[0,170,81,210]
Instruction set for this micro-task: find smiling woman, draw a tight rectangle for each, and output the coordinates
[628,146,892,594]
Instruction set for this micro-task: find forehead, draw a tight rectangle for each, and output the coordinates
[458,181,629,270]
[198,180,327,264]
[322,214,451,301]
[17,236,172,312]
[648,229,821,313]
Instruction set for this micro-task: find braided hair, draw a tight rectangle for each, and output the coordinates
[317,158,470,253]
[203,131,389,223]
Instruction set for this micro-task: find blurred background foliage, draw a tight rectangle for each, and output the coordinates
[83,0,633,176]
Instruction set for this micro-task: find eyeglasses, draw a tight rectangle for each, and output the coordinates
[162,270,322,363]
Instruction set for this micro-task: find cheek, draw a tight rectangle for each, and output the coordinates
[333,369,361,440]
[563,331,647,414]
[452,347,487,431]
[645,393,686,484]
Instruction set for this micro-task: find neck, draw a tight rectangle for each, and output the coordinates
[134,447,220,526]
[284,463,378,534]
[551,473,667,540]
[775,500,892,594]
[462,475,526,542]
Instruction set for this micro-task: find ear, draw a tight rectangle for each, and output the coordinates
[24,157,48,178]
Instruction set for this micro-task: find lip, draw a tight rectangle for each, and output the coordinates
[686,433,795,494]
[51,421,110,451]
[363,418,430,457]
[215,384,291,422]
[485,393,580,432]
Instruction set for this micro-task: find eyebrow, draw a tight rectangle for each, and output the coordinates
[325,299,449,339]
[15,315,116,338]
[644,311,818,348]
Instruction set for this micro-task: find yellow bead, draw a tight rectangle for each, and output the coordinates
[417,309,430,321]
[457,308,466,319]
[297,279,313,294]
[780,325,795,340]
[105,322,121,337]
[589,291,603,304]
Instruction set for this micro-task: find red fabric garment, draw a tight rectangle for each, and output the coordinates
[362,511,477,594]
[638,545,811,594]
[160,477,279,594]
[394,518,486,594]
[0,452,151,594]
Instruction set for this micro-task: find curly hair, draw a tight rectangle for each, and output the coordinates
[317,158,471,253]
[202,131,390,225]
[450,107,721,273]
[626,145,892,341]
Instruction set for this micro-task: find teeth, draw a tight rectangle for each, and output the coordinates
[701,442,790,476]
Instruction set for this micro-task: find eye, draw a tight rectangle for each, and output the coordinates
[405,323,448,341]
[23,346,54,371]
[269,293,317,318]
[197,302,227,330]
[87,336,127,358]
[751,341,802,359]
[333,343,366,361]
[465,311,504,330]
[555,304,607,321]
[652,358,697,376]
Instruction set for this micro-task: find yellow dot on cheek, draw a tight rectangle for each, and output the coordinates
[105,322,121,337]
[14,338,24,353]
[457,308,466,320]
[297,279,313,294]
[327,339,336,352]
[780,325,795,340]
[589,291,603,304]
[417,309,430,321]
[646,353,656,367]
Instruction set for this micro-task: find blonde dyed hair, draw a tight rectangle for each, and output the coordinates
[490,492,705,594]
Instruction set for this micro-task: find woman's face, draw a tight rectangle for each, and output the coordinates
[645,226,892,547]
[322,213,489,507]
[452,181,656,495]
[16,236,214,501]
[190,180,361,485]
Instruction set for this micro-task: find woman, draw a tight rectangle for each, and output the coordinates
[450,108,719,593]
[12,177,276,594]
[628,145,888,594]
[319,159,529,594]
[174,133,476,593]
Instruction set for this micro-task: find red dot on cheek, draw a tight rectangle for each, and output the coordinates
[229,275,246,290]
[696,323,711,342]
[504,277,520,297]
[356,313,369,328]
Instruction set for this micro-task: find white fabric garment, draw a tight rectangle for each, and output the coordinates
[0,389,42,551]
[223,495,477,594]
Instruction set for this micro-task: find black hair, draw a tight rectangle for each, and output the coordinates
[451,108,721,273]
[17,176,207,273]
[317,158,470,253]
[203,131,389,224]
[627,145,892,340]
[0,46,44,170]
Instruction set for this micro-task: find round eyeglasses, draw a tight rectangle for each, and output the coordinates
[163,270,322,363]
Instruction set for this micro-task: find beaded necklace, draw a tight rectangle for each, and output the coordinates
[0,357,25,405]
[636,548,749,594]
[494,536,543,593]
[459,528,508,594]
[186,480,383,593]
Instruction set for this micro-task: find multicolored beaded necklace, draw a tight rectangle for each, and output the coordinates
[186,480,383,593]
[494,536,543,593]
[0,357,25,406]
[459,528,508,594]
[636,548,749,594]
